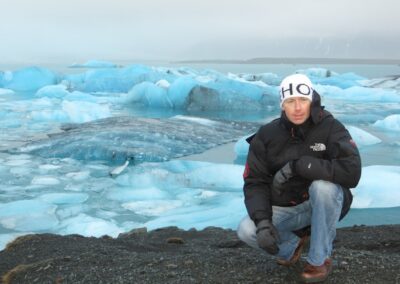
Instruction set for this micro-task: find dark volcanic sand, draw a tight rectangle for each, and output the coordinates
[0,225,399,283]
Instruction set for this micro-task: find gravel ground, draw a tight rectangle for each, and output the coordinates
[0,225,399,284]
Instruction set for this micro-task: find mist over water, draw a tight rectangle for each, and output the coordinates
[1,60,399,78]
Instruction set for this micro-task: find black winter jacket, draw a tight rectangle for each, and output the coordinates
[243,91,362,224]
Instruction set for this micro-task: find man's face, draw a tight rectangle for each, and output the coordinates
[282,97,311,125]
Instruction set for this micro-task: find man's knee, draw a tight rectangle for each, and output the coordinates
[309,180,341,201]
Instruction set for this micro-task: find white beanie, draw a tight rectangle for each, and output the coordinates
[279,74,314,108]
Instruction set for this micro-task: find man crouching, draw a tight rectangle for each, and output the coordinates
[237,74,361,282]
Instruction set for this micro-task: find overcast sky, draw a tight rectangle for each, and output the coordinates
[1,0,399,64]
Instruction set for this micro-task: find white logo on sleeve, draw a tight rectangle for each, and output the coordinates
[310,143,326,152]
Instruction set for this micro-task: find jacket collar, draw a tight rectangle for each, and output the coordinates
[310,90,325,124]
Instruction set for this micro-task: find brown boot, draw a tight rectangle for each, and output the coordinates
[300,258,332,283]
[276,235,309,266]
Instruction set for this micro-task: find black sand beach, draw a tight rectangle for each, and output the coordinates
[1,225,399,283]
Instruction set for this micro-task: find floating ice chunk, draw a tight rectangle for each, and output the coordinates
[109,159,130,177]
[234,134,254,157]
[29,97,57,109]
[0,185,25,193]
[1,70,12,81]
[157,159,210,174]
[1,66,58,92]
[35,85,69,98]
[156,79,170,89]
[64,184,84,192]
[373,114,400,131]
[115,168,172,188]
[351,166,400,208]
[346,125,382,146]
[197,77,274,110]
[335,113,384,125]
[144,196,245,230]
[175,188,203,203]
[122,200,183,216]
[30,109,68,122]
[167,77,197,108]
[117,160,244,190]
[31,100,111,123]
[126,81,172,108]
[39,164,62,171]
[64,91,102,103]
[56,205,87,219]
[296,68,338,78]
[296,70,364,88]
[173,115,218,126]
[6,154,32,160]
[195,75,215,83]
[362,75,400,89]
[62,100,111,123]
[10,166,32,176]
[31,176,60,185]
[38,193,89,204]
[95,209,119,219]
[4,159,32,166]
[197,190,218,199]
[87,164,109,171]
[234,72,280,86]
[315,73,364,89]
[319,85,400,102]
[184,163,244,189]
[0,88,15,96]
[65,171,91,181]
[0,200,58,231]
[186,86,224,111]
[176,66,199,76]
[65,64,166,93]
[59,213,122,237]
[106,187,169,202]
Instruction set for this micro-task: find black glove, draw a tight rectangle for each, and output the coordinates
[272,161,295,195]
[256,219,280,255]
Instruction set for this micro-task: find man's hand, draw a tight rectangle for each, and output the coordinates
[272,161,295,195]
[256,219,280,255]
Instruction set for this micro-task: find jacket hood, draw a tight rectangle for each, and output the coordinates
[310,90,325,124]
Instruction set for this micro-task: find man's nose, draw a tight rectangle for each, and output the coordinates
[295,100,301,110]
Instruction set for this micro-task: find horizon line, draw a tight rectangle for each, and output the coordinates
[173,57,400,65]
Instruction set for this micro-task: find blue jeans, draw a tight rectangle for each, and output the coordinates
[237,180,344,266]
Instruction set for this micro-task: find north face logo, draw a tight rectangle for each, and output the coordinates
[310,143,326,151]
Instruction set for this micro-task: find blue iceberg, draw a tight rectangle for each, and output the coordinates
[0,66,58,92]
[14,116,259,164]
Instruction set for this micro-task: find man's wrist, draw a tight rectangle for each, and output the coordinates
[255,219,273,233]
[255,218,270,226]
